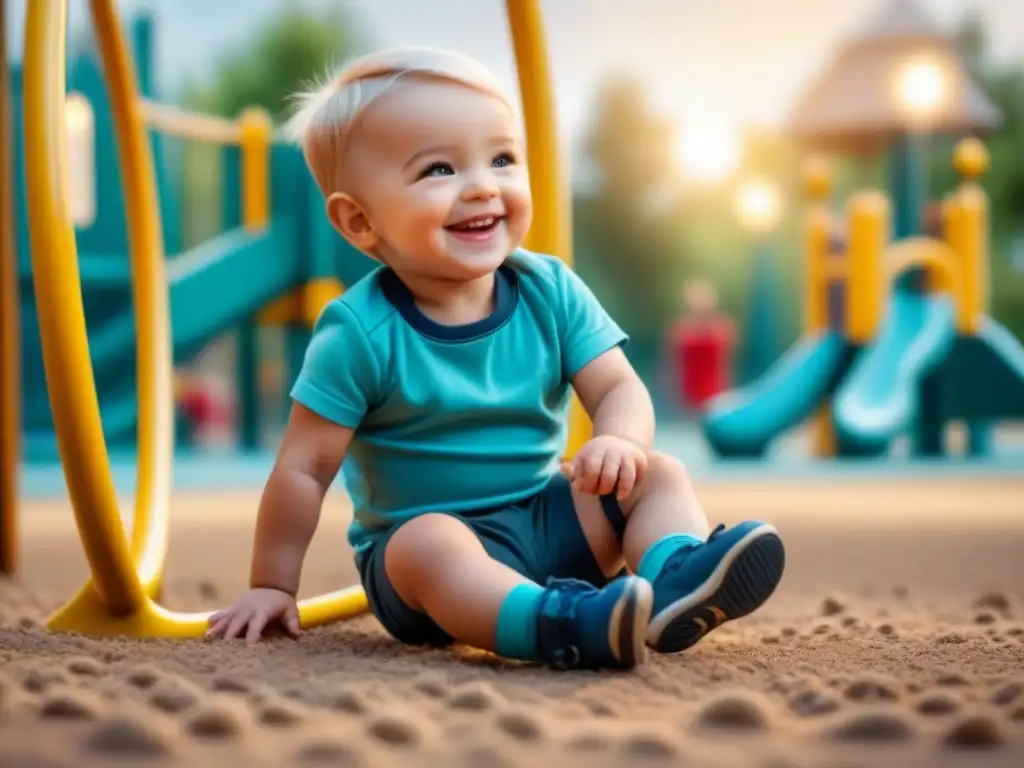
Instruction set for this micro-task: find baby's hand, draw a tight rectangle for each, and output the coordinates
[561,435,648,501]
[206,588,301,645]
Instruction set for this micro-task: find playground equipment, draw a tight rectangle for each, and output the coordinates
[7,13,368,460]
[4,0,580,636]
[703,140,1024,459]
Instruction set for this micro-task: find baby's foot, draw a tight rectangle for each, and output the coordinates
[645,522,785,653]
[535,575,653,670]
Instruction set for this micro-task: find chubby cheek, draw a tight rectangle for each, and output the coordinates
[503,186,533,245]
[392,199,451,252]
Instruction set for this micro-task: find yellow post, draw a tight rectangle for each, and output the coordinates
[239,107,272,230]
[506,0,589,458]
[802,157,832,336]
[951,138,989,336]
[0,0,19,575]
[937,192,960,297]
[845,190,889,344]
[802,158,834,456]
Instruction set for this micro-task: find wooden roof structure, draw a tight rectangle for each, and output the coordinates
[788,0,1002,154]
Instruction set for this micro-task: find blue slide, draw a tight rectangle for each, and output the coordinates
[832,290,957,454]
[703,332,851,457]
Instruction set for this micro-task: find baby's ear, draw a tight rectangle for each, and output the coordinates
[325,193,378,252]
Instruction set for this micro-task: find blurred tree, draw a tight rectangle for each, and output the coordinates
[925,11,1024,338]
[173,3,370,246]
[178,2,370,122]
[574,73,690,388]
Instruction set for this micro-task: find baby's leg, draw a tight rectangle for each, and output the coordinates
[617,452,785,653]
[380,512,650,669]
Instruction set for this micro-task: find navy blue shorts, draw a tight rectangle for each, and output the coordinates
[354,474,629,647]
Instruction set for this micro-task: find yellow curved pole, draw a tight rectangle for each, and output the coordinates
[89,0,175,598]
[24,0,148,613]
[25,0,368,637]
[506,0,591,458]
[0,0,19,575]
[884,237,960,294]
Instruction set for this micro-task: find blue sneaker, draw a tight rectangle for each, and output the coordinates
[535,575,653,670]
[645,522,785,653]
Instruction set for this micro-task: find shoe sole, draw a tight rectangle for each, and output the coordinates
[645,523,785,653]
[609,576,654,669]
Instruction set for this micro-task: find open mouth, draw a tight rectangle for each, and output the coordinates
[446,215,505,240]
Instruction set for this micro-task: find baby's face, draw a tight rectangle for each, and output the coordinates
[337,79,532,281]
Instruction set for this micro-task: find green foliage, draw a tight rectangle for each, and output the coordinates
[925,12,1024,339]
[178,3,369,122]
[172,3,369,250]
[573,75,694,382]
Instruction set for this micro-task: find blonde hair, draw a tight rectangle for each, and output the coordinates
[285,47,513,196]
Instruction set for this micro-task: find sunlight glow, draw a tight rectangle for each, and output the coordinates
[675,114,741,184]
[895,56,947,121]
[736,178,783,235]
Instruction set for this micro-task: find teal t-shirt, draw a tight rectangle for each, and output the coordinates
[290,248,628,553]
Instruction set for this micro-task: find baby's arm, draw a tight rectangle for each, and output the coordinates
[209,298,376,643]
[207,403,352,643]
[573,346,654,451]
[249,402,354,595]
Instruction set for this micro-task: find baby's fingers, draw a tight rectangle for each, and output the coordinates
[221,608,254,641]
[596,454,621,496]
[284,606,302,638]
[616,458,637,500]
[205,610,234,638]
[245,610,270,646]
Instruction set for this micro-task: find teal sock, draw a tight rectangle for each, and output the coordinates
[637,533,703,582]
[494,583,544,660]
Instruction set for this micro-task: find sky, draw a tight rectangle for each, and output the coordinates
[5,0,1021,146]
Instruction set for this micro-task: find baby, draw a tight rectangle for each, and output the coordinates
[207,47,786,670]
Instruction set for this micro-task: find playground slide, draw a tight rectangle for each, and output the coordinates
[832,290,957,455]
[23,223,305,456]
[702,331,851,457]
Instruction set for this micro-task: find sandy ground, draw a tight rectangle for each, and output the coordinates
[2,475,1024,767]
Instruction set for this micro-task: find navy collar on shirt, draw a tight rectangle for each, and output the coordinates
[378,264,519,342]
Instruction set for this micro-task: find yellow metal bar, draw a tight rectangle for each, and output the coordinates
[506,0,589,458]
[140,98,242,144]
[950,139,990,336]
[812,405,836,458]
[0,0,19,576]
[884,237,959,294]
[801,158,833,336]
[89,0,175,598]
[24,0,370,638]
[822,258,847,282]
[239,108,272,229]
[844,190,889,344]
[23,0,148,612]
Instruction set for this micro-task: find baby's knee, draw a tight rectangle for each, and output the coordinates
[386,513,474,573]
[642,450,692,490]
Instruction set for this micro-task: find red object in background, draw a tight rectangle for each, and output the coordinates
[178,385,229,431]
[671,316,735,411]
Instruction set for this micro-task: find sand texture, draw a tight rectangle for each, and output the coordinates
[2,476,1024,767]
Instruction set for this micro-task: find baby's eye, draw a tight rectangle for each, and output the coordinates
[420,162,454,179]
[492,152,515,169]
